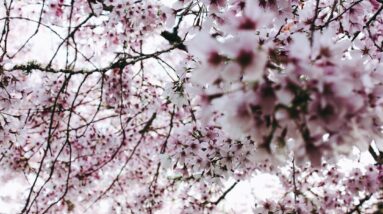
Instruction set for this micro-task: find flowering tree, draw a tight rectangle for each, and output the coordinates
[1,0,383,213]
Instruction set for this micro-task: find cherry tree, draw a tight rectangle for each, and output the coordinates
[1,0,383,213]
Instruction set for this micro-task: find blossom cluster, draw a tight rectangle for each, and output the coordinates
[1,0,383,213]
[183,0,383,166]
[255,162,383,213]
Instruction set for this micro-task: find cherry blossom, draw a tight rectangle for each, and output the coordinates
[1,0,383,213]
